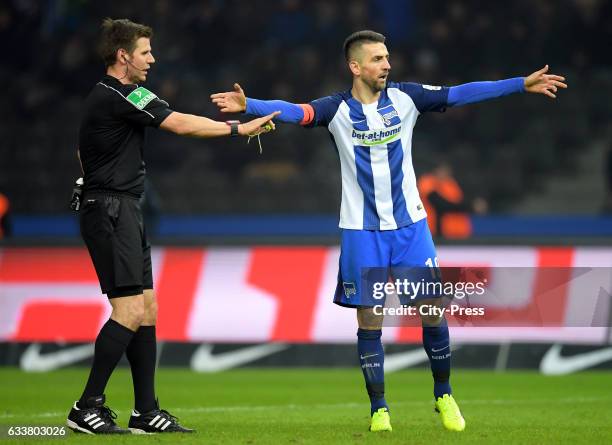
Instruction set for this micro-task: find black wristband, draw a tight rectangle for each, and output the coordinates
[226,120,240,137]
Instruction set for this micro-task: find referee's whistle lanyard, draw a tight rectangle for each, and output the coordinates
[248,134,264,154]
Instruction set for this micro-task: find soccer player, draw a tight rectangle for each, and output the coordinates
[67,18,278,435]
[211,30,567,432]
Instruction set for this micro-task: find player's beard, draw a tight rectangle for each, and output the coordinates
[365,76,386,93]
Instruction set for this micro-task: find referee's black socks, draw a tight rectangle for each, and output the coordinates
[78,319,135,408]
[126,325,158,413]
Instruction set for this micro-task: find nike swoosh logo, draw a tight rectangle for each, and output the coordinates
[431,345,450,353]
[385,345,461,373]
[20,343,95,372]
[190,343,288,372]
[540,344,612,375]
[360,353,379,360]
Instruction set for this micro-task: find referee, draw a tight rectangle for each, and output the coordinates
[67,18,278,435]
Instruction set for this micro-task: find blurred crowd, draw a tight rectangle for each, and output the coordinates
[1,0,610,215]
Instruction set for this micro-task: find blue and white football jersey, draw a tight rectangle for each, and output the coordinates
[304,82,448,230]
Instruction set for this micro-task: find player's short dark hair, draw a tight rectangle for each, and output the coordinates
[98,18,153,67]
[343,30,386,61]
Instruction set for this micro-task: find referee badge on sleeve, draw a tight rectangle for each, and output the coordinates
[127,87,157,110]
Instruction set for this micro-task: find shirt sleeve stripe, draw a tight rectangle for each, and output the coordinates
[97,82,155,119]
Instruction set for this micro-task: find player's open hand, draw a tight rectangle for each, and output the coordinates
[211,83,247,113]
[524,65,567,99]
[239,111,280,137]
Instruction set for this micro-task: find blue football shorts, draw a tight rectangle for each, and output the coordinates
[333,218,440,308]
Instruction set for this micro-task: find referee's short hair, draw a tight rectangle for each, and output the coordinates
[98,18,153,67]
[343,30,386,61]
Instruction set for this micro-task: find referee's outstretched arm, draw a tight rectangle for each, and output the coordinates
[160,110,279,138]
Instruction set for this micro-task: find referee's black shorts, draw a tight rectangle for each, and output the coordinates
[80,193,153,298]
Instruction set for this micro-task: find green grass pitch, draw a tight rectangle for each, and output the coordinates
[0,368,611,444]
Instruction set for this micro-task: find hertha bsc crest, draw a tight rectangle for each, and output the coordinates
[343,282,357,297]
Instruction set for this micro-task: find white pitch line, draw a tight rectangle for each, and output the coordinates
[0,397,608,420]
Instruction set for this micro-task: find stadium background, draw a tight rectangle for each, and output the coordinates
[0,0,611,442]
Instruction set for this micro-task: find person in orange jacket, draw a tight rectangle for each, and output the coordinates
[418,163,487,238]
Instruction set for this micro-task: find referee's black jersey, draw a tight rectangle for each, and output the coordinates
[78,74,173,197]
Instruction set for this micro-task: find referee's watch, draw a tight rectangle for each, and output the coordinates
[226,120,240,137]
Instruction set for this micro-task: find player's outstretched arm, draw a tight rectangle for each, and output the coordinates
[160,110,279,138]
[446,65,567,107]
[211,83,308,125]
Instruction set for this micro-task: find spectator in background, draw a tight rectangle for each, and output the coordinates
[0,192,10,239]
[418,162,487,239]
